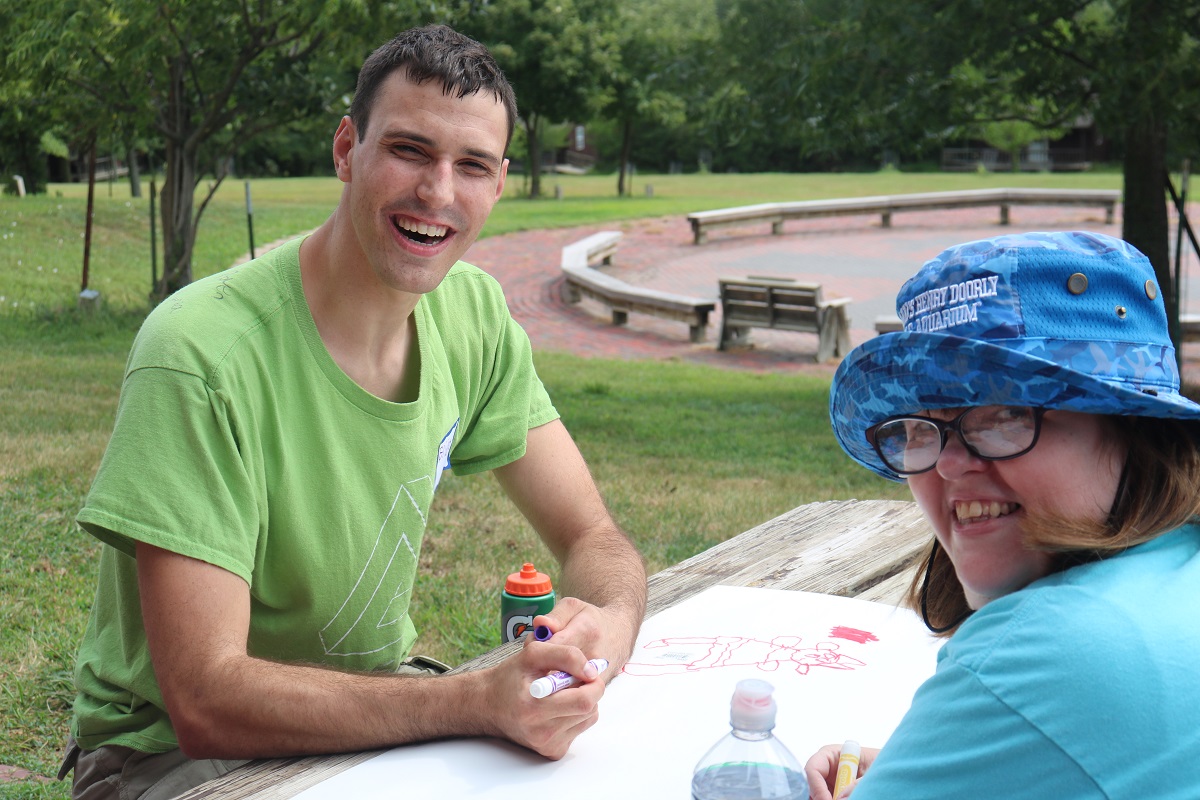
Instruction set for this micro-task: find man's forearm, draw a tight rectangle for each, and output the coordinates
[169,655,496,759]
[554,524,648,661]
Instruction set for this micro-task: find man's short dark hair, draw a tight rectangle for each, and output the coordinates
[350,24,517,152]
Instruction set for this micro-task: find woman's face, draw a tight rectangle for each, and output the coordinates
[907,408,1124,609]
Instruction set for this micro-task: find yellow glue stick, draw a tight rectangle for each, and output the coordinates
[832,740,861,799]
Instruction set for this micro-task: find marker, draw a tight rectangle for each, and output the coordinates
[533,625,553,642]
[529,658,609,699]
[832,740,861,800]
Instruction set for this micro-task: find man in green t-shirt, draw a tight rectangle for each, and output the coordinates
[61,24,647,800]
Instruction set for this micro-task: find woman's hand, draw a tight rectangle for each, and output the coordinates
[805,743,879,800]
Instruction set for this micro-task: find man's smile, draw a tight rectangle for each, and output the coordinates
[392,214,450,245]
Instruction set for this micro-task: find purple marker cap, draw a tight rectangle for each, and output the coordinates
[534,625,553,642]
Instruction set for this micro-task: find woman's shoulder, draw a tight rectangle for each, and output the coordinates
[918,526,1200,796]
[945,523,1200,695]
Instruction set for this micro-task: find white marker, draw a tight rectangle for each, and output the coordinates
[529,658,609,699]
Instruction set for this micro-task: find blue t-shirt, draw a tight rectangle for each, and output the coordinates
[853,523,1200,799]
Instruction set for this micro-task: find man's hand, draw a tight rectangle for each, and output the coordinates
[529,596,635,673]
[478,636,608,759]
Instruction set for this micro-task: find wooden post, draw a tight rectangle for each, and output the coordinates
[82,141,97,293]
[150,178,158,289]
[245,181,256,259]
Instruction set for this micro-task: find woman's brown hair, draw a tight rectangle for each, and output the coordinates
[909,414,1200,635]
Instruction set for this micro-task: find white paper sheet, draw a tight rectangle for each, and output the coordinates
[294,585,942,799]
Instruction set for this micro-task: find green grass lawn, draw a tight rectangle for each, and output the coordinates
[0,167,1120,795]
[8,168,1121,315]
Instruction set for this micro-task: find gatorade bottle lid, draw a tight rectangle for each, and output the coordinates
[505,562,553,596]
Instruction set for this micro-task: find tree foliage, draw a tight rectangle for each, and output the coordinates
[6,0,407,298]
[711,0,1200,337]
[0,79,56,195]
[6,0,1200,317]
[452,0,620,198]
[908,0,1199,336]
[711,0,960,169]
[600,0,701,195]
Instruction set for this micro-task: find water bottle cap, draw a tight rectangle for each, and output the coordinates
[730,678,777,731]
[505,562,553,596]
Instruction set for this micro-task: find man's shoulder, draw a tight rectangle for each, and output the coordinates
[131,242,300,378]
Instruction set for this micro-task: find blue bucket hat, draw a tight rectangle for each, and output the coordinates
[830,231,1200,481]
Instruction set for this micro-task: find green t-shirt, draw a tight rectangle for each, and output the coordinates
[71,237,557,752]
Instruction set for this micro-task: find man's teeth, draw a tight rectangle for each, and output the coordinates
[954,501,1016,522]
[396,218,448,240]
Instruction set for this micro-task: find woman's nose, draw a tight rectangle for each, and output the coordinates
[935,431,987,478]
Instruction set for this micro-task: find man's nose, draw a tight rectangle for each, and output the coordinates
[416,161,454,208]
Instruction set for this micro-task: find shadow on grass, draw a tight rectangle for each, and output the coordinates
[1,307,145,353]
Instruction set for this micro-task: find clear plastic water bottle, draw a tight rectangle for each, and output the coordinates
[691,679,809,800]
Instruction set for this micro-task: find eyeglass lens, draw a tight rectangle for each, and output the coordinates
[872,406,1041,475]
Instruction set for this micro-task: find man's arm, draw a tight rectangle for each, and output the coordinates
[138,542,604,760]
[492,419,648,669]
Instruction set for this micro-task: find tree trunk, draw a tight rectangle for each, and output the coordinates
[617,117,633,197]
[157,144,199,299]
[525,116,543,199]
[155,57,199,300]
[1121,115,1173,345]
[127,147,142,199]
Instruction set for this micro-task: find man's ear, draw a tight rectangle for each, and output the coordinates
[333,116,356,183]
[495,158,509,202]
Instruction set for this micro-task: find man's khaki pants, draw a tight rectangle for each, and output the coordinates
[59,738,247,800]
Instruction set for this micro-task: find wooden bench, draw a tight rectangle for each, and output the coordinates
[874,315,903,335]
[560,231,717,343]
[717,276,852,362]
[1181,314,1200,342]
[687,188,1122,245]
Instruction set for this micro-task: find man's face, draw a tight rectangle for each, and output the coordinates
[333,70,509,295]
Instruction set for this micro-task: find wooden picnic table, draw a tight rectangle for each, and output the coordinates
[177,498,931,800]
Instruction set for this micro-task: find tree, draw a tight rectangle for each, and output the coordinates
[8,0,402,299]
[715,0,1200,340]
[922,0,1199,341]
[602,0,705,195]
[0,83,54,195]
[713,0,958,170]
[950,64,1072,172]
[454,0,620,198]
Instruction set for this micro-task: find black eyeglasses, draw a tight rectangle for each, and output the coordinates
[867,406,1046,475]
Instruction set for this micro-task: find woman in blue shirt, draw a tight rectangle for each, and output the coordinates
[808,231,1200,800]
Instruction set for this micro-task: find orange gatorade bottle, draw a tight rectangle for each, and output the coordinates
[500,562,555,643]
